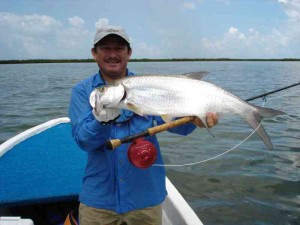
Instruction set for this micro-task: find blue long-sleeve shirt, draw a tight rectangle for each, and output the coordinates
[69,70,196,213]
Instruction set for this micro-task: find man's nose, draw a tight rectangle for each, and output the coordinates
[107,49,118,57]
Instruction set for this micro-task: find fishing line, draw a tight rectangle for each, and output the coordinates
[153,102,266,167]
[153,88,298,167]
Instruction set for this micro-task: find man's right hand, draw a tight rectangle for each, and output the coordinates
[90,89,120,123]
[92,108,120,123]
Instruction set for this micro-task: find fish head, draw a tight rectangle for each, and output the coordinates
[96,84,125,107]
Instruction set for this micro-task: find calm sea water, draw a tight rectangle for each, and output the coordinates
[0,62,299,224]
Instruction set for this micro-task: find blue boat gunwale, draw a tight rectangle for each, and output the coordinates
[0,117,86,207]
[0,117,70,158]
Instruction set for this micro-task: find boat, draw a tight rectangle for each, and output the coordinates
[0,118,203,225]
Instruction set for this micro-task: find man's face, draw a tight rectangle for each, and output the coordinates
[92,35,132,80]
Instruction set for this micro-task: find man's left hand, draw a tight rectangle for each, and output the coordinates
[193,112,218,128]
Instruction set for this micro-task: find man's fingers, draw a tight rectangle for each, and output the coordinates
[192,113,218,128]
[207,112,218,127]
[212,113,218,126]
[206,113,214,127]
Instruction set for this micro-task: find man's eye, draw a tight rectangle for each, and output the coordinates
[117,47,126,51]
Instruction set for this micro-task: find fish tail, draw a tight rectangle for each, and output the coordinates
[243,106,285,149]
[255,106,285,118]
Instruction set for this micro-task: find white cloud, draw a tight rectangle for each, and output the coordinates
[196,0,300,58]
[132,42,161,58]
[94,18,123,31]
[60,17,89,55]
[56,24,90,51]
[0,13,63,59]
[0,12,93,59]
[278,0,288,4]
[68,16,85,27]
[199,26,293,58]
[95,18,109,29]
[214,0,230,4]
[0,13,135,59]
[183,2,196,10]
[0,12,61,35]
[227,27,246,40]
[280,0,300,21]
[228,27,238,35]
[278,0,300,55]
[249,28,260,37]
[22,37,48,58]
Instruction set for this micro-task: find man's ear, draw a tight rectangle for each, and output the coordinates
[128,48,132,59]
[91,48,97,60]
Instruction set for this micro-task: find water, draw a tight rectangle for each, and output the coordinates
[0,61,299,224]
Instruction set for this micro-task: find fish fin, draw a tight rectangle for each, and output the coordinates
[244,105,285,149]
[243,111,273,149]
[183,71,209,80]
[126,102,144,116]
[197,116,216,138]
[161,114,174,123]
[254,105,285,117]
[206,128,216,138]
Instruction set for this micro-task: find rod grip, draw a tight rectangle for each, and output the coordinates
[148,116,195,136]
[106,139,122,150]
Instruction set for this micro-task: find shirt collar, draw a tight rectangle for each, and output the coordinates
[92,69,134,88]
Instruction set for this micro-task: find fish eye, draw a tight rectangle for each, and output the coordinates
[99,87,107,93]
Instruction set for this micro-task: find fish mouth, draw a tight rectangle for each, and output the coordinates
[121,85,127,101]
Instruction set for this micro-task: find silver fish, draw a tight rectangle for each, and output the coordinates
[96,72,284,149]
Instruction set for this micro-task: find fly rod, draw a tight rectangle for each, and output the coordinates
[106,82,299,150]
[246,81,300,101]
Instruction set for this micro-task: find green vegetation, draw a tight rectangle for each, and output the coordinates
[0,58,300,64]
[0,59,94,64]
[130,58,300,62]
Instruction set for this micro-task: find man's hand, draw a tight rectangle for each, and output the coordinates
[193,112,218,128]
[92,108,120,123]
[90,89,120,123]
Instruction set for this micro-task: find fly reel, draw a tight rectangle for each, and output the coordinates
[128,138,157,168]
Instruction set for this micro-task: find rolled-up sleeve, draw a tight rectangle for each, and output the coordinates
[69,84,111,152]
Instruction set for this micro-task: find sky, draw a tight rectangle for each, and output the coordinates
[0,0,299,60]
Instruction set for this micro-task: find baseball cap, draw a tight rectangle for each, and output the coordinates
[93,26,130,45]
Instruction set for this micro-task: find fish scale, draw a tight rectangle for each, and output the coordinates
[127,88,187,115]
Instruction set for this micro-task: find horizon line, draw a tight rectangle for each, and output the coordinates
[0,58,300,64]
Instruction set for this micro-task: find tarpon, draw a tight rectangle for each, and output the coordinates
[92,72,285,149]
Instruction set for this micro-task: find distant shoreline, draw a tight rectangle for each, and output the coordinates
[0,58,300,64]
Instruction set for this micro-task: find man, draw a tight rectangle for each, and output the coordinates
[69,26,218,225]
